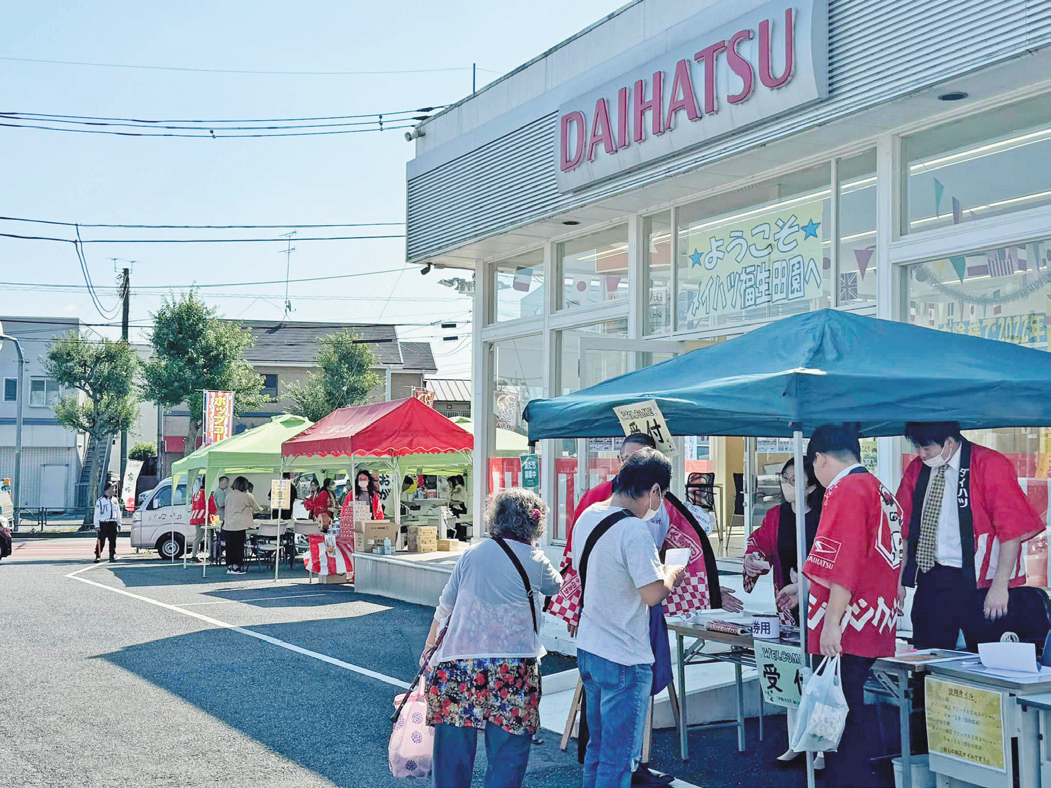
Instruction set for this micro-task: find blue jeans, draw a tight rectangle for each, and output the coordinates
[432,722,532,788]
[578,649,652,788]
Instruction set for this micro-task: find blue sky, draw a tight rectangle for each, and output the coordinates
[0,0,620,377]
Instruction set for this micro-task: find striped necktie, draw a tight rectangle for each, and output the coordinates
[916,465,948,573]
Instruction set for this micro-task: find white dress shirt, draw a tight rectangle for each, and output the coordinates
[94,496,120,526]
[923,445,964,568]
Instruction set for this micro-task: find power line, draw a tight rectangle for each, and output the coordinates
[0,119,417,138]
[1,107,441,124]
[0,114,426,133]
[0,55,501,77]
[0,231,403,244]
[0,215,403,229]
[0,268,420,290]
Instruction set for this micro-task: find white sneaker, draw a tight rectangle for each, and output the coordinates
[226,569,237,575]
[815,753,825,771]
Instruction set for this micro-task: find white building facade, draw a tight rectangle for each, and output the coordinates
[405,0,1051,562]
[0,317,85,510]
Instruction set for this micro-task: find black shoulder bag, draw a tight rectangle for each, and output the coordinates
[577,509,633,613]
[493,536,540,634]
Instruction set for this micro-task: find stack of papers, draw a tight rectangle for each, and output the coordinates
[958,642,1051,682]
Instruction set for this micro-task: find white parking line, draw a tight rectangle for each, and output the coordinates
[65,564,410,690]
[176,592,331,606]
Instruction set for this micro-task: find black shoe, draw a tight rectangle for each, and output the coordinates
[93,557,100,564]
[631,764,675,786]
[109,558,116,563]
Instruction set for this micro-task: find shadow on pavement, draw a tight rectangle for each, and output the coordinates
[97,606,581,788]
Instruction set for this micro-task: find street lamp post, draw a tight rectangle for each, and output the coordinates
[0,330,25,521]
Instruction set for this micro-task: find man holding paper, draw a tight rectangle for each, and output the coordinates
[804,424,905,788]
[550,433,739,787]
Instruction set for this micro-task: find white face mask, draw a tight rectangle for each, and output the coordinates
[781,482,796,503]
[642,489,662,521]
[923,443,953,469]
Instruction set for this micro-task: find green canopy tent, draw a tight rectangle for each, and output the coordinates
[170,414,313,577]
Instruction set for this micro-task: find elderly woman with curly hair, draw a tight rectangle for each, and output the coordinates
[421,487,563,788]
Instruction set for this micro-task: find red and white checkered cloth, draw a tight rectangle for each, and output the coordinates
[304,533,355,582]
[547,544,710,627]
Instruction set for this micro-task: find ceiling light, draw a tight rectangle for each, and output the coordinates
[938,91,968,102]
[562,220,580,226]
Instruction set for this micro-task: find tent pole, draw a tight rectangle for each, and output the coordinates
[794,429,815,788]
[275,456,283,582]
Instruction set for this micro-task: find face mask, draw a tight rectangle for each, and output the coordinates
[642,489,662,521]
[923,444,951,469]
[781,482,796,503]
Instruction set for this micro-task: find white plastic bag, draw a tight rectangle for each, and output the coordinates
[790,656,849,753]
[389,678,435,779]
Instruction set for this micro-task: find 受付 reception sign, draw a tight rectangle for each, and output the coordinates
[681,200,825,325]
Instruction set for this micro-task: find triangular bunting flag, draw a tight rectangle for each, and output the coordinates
[933,259,946,279]
[950,255,967,282]
[952,197,962,225]
[933,178,945,218]
[854,248,874,281]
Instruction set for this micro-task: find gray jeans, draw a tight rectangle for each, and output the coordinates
[193,525,206,555]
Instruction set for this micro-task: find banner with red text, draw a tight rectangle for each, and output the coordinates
[203,390,235,446]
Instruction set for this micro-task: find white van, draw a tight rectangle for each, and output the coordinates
[130,477,189,559]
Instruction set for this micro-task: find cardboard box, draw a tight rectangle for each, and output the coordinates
[317,573,348,584]
[436,539,455,551]
[363,522,398,544]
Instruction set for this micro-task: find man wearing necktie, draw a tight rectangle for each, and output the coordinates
[897,421,1043,650]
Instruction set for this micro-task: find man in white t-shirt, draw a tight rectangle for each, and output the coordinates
[574,448,685,788]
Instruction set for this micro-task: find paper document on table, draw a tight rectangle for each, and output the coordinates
[979,642,1040,674]
[665,548,690,569]
[956,661,1051,683]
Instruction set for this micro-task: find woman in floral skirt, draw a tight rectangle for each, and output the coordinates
[421,488,563,788]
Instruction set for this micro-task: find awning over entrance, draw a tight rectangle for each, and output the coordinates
[523,309,1051,439]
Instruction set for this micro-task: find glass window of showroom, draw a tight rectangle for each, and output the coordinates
[902,94,1051,585]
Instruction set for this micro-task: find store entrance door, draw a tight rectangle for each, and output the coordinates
[575,337,683,506]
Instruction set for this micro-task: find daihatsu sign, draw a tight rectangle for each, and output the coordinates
[555,0,828,192]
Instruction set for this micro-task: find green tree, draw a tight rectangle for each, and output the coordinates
[45,333,138,440]
[283,329,382,422]
[129,442,157,461]
[141,292,268,449]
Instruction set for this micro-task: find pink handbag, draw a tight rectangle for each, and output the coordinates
[389,677,434,779]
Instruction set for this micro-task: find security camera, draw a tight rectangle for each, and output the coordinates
[405,131,414,142]
[404,128,427,142]
[421,263,433,275]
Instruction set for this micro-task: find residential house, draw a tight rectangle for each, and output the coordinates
[425,378,472,420]
[161,321,438,462]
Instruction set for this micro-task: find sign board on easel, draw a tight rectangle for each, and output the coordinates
[270,478,292,511]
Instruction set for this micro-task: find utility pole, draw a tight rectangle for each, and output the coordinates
[280,231,296,319]
[472,63,477,94]
[119,266,130,488]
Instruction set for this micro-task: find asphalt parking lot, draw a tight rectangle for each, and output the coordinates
[0,539,832,788]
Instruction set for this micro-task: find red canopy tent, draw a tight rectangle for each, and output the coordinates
[281,398,475,533]
[281,397,473,460]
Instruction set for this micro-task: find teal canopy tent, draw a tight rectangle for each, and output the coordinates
[523,309,1051,439]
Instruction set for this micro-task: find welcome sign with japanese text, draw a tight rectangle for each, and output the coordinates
[756,641,807,708]
[613,400,676,456]
[555,0,828,191]
[203,390,234,447]
[681,200,825,324]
